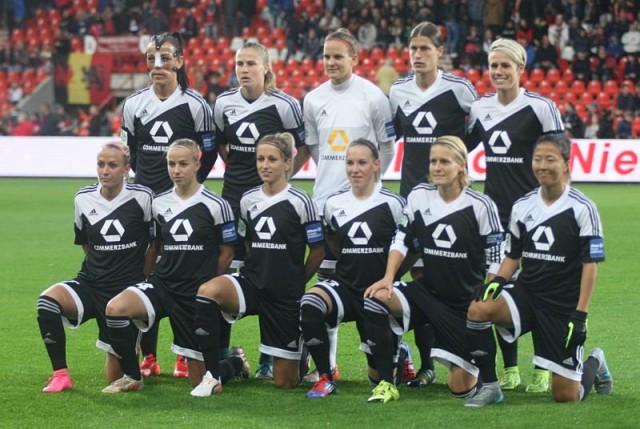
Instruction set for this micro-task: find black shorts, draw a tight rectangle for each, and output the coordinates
[393,281,479,377]
[314,279,370,352]
[223,273,303,360]
[128,280,203,361]
[499,285,583,381]
[58,278,136,355]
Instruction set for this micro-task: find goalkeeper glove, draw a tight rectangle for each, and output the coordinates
[565,310,588,349]
[474,276,507,302]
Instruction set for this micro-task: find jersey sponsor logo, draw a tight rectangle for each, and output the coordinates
[149,121,174,144]
[120,129,128,146]
[306,222,324,243]
[327,129,349,152]
[432,223,457,249]
[412,111,437,134]
[385,121,395,138]
[236,122,260,145]
[222,223,238,243]
[94,242,138,251]
[487,130,512,155]
[170,219,194,242]
[100,219,125,242]
[255,216,276,240]
[531,226,554,251]
[486,233,503,245]
[347,221,372,245]
[589,238,604,259]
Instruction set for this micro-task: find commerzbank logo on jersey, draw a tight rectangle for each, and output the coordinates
[412,111,437,134]
[170,219,193,242]
[150,121,174,143]
[487,130,512,154]
[432,223,457,248]
[100,219,125,242]
[255,217,276,240]
[236,122,260,145]
[328,129,349,152]
[531,226,554,251]
[347,222,372,245]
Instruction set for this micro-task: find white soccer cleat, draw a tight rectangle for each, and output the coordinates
[102,374,143,394]
[190,371,222,397]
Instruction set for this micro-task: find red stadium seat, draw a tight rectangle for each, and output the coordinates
[546,68,561,85]
[475,80,487,96]
[537,80,552,97]
[522,79,536,92]
[570,80,585,97]
[466,68,480,84]
[587,80,602,98]
[603,79,618,98]
[596,92,610,110]
[451,68,465,78]
[562,67,575,83]
[529,68,544,84]
[554,80,568,97]
[481,69,491,84]
[632,117,640,137]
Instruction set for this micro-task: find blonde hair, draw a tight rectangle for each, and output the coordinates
[325,28,359,57]
[167,138,200,162]
[100,141,130,166]
[238,41,277,94]
[489,38,527,68]
[430,136,471,188]
[257,133,296,179]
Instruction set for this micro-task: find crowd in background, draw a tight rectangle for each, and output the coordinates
[1,0,639,139]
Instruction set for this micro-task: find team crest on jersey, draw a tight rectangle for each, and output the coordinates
[531,226,554,251]
[412,111,437,134]
[432,224,457,249]
[236,122,260,145]
[150,121,174,144]
[170,219,193,242]
[488,130,512,155]
[347,222,372,245]
[100,219,125,242]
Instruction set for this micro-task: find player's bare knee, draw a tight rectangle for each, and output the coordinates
[105,296,128,316]
[552,388,580,403]
[467,300,489,320]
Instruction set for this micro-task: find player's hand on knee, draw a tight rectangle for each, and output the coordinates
[474,276,507,302]
[364,278,394,300]
[565,310,588,349]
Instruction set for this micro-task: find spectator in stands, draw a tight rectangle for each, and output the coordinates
[593,46,617,82]
[548,13,569,52]
[634,83,640,116]
[616,110,633,139]
[616,81,636,115]
[202,2,218,39]
[88,104,111,136]
[12,111,38,136]
[622,21,640,53]
[318,8,341,36]
[534,34,558,70]
[204,71,227,106]
[563,102,585,139]
[532,16,549,42]
[302,27,323,60]
[223,0,240,38]
[181,8,199,42]
[482,28,495,55]
[623,53,639,81]
[375,58,399,96]
[519,38,536,71]
[606,34,624,57]
[584,111,600,139]
[517,18,533,44]
[358,17,378,51]
[573,26,592,55]
[501,19,516,40]
[8,81,23,105]
[147,6,169,35]
[376,17,394,49]
[597,109,615,139]
[572,50,592,82]
[484,0,504,36]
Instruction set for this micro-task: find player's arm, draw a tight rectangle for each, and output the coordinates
[82,244,90,255]
[304,241,325,283]
[565,262,597,350]
[397,251,420,278]
[216,244,235,276]
[197,130,217,183]
[144,240,161,278]
[292,144,311,176]
[365,249,405,300]
[474,256,519,301]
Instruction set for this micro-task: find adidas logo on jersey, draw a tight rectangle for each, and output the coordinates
[140,108,149,118]
[250,204,258,212]
[524,214,534,222]
[88,209,98,216]
[423,208,432,216]
[230,109,237,115]
[336,210,347,217]
[320,109,328,116]
[484,114,492,121]
[163,208,173,216]
[404,100,411,107]
[563,357,575,366]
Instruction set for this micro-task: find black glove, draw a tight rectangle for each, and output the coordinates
[565,310,588,349]
[474,276,507,302]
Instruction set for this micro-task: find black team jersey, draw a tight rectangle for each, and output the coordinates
[324,183,405,292]
[74,183,153,290]
[151,185,236,297]
[392,184,503,312]
[121,87,215,194]
[466,88,564,227]
[390,70,478,197]
[507,186,605,314]
[239,184,323,300]
[214,88,304,191]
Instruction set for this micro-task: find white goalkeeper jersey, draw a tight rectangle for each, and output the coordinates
[304,75,395,211]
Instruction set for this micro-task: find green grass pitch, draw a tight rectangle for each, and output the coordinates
[1,178,639,428]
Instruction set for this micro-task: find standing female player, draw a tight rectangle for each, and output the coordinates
[190,133,325,396]
[102,139,245,393]
[389,21,478,387]
[214,41,306,378]
[465,134,612,407]
[297,28,396,378]
[465,38,564,393]
[363,136,503,404]
[37,142,153,392]
[121,32,216,378]
[300,139,406,398]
